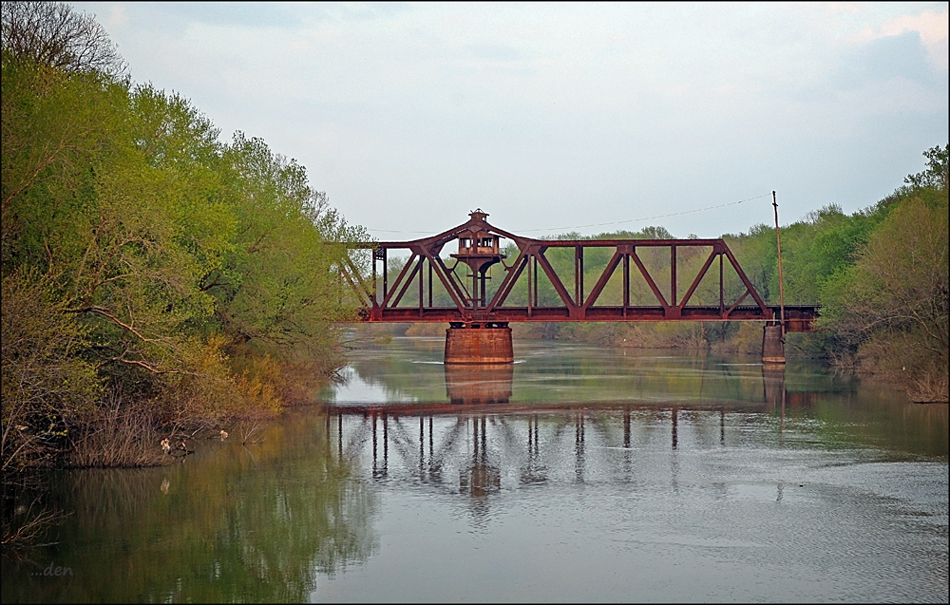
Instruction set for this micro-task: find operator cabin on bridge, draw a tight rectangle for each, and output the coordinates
[344,210,818,365]
[451,209,506,312]
[454,210,503,262]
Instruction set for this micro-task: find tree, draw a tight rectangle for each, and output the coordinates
[818,146,949,401]
[1,0,370,485]
[210,133,365,370]
[1,1,126,77]
[2,269,100,472]
[1,50,123,241]
[903,144,949,192]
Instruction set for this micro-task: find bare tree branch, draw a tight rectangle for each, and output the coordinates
[1,1,127,77]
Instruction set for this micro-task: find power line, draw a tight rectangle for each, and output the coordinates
[514,192,773,234]
[361,192,773,237]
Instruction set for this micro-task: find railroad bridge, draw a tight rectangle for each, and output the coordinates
[342,210,819,364]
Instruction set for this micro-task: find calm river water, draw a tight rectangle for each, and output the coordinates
[3,336,948,603]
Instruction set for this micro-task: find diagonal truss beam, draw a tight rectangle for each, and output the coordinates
[342,212,816,330]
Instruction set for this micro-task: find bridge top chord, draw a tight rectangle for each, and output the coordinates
[340,210,818,332]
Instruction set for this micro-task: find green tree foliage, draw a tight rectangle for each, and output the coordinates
[818,145,949,401]
[212,133,364,360]
[902,144,949,192]
[724,223,775,301]
[1,269,100,472]
[1,2,366,474]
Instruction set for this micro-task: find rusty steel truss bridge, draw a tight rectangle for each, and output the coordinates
[341,210,818,334]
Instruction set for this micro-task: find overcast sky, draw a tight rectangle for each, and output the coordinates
[71,2,948,240]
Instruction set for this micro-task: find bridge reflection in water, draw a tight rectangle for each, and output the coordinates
[327,362,811,501]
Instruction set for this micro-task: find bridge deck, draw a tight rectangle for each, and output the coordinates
[360,304,817,332]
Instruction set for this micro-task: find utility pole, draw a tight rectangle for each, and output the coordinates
[772,191,786,341]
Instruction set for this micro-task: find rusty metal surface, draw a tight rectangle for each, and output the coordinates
[444,326,514,364]
[341,210,819,332]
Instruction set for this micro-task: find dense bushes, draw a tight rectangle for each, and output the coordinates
[817,157,948,402]
[2,2,366,477]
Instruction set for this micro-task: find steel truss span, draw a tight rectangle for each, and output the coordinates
[341,210,817,333]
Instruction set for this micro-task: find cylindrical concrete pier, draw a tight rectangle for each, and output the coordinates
[762,324,785,364]
[444,325,514,364]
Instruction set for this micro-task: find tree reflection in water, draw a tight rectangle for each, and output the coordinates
[3,412,377,603]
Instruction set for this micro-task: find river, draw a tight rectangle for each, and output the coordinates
[2,336,947,603]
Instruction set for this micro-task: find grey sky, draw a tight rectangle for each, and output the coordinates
[71,2,949,239]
